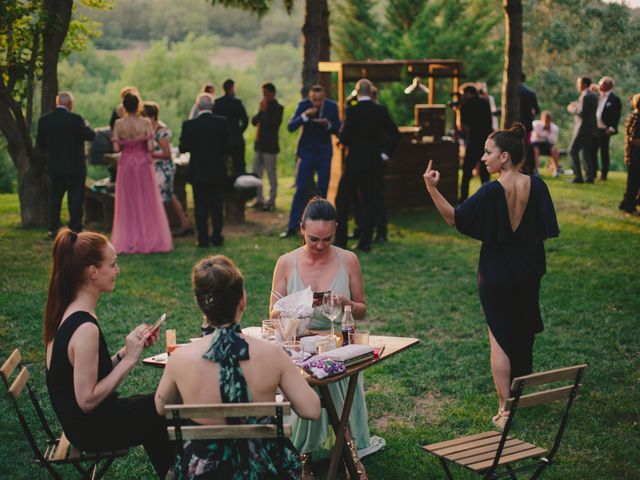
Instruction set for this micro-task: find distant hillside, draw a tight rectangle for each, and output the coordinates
[79,0,303,50]
[96,43,257,70]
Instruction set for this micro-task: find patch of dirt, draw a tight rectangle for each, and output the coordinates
[223,208,288,237]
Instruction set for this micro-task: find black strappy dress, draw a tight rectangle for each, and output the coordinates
[454,176,559,379]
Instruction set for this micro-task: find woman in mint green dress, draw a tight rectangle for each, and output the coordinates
[155,255,321,479]
[271,197,374,479]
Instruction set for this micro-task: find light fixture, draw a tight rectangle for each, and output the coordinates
[404,76,429,95]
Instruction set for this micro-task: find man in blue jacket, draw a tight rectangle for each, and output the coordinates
[281,85,341,238]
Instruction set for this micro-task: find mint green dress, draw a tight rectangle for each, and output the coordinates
[286,246,371,456]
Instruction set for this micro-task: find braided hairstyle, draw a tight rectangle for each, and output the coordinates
[488,122,527,167]
[192,255,244,327]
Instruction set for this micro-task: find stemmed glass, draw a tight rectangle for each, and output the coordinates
[322,292,342,337]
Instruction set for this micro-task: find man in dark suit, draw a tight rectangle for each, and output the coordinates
[520,73,541,174]
[36,91,95,237]
[568,76,599,183]
[459,84,493,201]
[179,93,230,247]
[281,84,341,238]
[335,79,400,251]
[250,82,284,211]
[594,76,622,181]
[214,79,249,176]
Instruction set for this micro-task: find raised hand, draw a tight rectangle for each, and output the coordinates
[423,159,440,188]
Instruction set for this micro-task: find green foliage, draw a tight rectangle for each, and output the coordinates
[1,172,639,478]
[81,0,302,50]
[523,0,640,171]
[56,36,303,178]
[332,0,503,126]
[0,138,16,193]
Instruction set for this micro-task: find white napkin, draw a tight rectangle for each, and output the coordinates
[273,286,314,319]
[322,344,374,362]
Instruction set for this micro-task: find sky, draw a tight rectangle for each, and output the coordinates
[604,0,640,7]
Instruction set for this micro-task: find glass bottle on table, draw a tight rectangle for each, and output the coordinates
[341,305,355,345]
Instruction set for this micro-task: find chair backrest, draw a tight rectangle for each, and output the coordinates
[505,364,588,412]
[1,348,58,463]
[165,402,292,442]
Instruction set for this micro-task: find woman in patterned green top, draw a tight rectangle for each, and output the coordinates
[155,255,320,479]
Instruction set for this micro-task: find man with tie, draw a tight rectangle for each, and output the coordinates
[214,79,249,176]
[36,91,95,237]
[281,84,341,238]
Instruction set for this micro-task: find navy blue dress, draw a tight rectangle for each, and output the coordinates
[454,176,559,379]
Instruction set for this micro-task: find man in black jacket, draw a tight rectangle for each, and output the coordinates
[250,82,284,211]
[459,84,493,201]
[214,79,249,176]
[36,91,95,236]
[594,76,622,181]
[179,93,230,247]
[568,76,599,183]
[335,79,400,252]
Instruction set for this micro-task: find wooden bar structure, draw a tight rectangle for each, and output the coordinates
[319,59,464,207]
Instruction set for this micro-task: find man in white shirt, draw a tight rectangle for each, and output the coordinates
[531,111,561,177]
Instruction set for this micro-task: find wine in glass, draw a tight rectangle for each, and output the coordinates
[322,292,342,337]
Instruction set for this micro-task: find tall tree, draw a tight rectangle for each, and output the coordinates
[501,0,522,128]
[207,0,330,98]
[0,0,106,227]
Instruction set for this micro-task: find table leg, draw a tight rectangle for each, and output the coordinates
[318,373,362,480]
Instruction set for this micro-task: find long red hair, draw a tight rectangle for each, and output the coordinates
[43,228,109,345]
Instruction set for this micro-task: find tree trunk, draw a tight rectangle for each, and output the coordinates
[41,0,73,115]
[301,0,331,98]
[0,96,49,227]
[0,0,73,227]
[501,0,523,129]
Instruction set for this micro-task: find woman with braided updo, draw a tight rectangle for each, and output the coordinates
[423,123,559,429]
[154,255,320,479]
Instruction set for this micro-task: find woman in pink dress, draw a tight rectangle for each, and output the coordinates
[111,92,173,254]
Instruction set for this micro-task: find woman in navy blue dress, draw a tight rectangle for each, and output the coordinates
[423,123,559,428]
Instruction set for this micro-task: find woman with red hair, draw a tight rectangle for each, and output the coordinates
[44,228,172,478]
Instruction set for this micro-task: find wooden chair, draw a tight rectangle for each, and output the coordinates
[422,364,588,480]
[1,349,128,480]
[165,401,292,474]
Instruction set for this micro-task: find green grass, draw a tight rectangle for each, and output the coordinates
[1,172,639,479]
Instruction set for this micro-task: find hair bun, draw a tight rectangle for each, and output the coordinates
[509,122,527,140]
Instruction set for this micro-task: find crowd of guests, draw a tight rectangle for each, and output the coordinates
[33,69,640,478]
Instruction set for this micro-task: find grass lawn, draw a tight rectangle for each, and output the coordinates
[1,172,639,479]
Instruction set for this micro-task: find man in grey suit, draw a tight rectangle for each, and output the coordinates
[567,76,598,183]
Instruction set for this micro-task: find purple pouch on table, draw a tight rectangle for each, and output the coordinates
[297,355,346,379]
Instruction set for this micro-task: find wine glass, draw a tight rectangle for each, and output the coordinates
[322,292,342,336]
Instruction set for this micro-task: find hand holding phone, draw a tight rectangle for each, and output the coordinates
[147,313,167,335]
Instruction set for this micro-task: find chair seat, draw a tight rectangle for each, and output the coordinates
[43,433,128,465]
[422,431,547,472]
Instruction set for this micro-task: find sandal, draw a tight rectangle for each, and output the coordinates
[492,409,510,431]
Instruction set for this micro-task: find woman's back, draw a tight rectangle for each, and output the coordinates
[164,330,318,422]
[114,116,151,141]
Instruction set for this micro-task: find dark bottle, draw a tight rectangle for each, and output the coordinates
[341,305,355,345]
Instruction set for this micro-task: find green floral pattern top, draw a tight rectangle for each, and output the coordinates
[176,324,302,480]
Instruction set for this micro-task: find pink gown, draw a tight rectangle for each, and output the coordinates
[111,136,173,254]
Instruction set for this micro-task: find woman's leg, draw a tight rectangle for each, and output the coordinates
[488,328,511,414]
[169,195,191,231]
